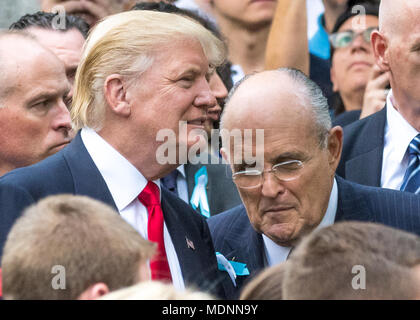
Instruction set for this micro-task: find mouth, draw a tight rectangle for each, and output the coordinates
[348,61,372,70]
[51,141,70,152]
[263,206,295,215]
[187,117,207,128]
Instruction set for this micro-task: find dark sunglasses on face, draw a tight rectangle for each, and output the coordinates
[329,26,378,49]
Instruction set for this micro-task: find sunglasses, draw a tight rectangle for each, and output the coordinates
[329,27,378,49]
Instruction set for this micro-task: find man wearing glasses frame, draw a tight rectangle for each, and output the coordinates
[208,68,420,300]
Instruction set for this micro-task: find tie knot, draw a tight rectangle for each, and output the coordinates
[138,181,160,206]
[409,134,420,156]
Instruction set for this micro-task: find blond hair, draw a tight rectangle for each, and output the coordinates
[99,281,215,300]
[71,10,226,131]
[1,195,155,300]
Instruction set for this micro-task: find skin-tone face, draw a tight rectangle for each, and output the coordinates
[372,0,420,129]
[221,71,342,246]
[209,0,277,28]
[26,27,85,104]
[331,15,379,108]
[102,38,216,179]
[204,72,228,137]
[0,37,72,176]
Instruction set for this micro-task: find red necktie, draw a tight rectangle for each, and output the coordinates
[138,181,172,282]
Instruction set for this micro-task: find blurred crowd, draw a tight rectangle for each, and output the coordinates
[0,0,419,301]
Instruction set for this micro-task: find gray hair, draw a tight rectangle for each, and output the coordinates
[222,68,332,148]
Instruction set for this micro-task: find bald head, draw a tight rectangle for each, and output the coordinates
[0,31,65,104]
[221,68,332,147]
[379,0,420,37]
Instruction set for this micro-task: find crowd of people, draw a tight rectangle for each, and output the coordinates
[0,0,419,301]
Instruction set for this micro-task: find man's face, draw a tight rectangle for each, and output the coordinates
[331,15,379,96]
[204,72,227,137]
[224,78,338,246]
[0,42,72,174]
[27,27,85,103]
[384,6,420,111]
[125,39,216,157]
[211,0,276,28]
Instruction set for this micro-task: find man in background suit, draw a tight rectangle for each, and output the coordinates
[0,11,226,297]
[0,31,72,177]
[208,68,420,299]
[337,0,420,193]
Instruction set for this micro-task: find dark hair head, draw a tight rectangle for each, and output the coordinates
[9,11,89,39]
[332,2,379,35]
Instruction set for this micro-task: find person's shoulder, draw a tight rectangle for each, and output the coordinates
[0,150,68,192]
[342,107,386,138]
[333,110,362,127]
[207,204,247,231]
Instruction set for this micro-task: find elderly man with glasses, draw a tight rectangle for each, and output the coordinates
[207,68,420,300]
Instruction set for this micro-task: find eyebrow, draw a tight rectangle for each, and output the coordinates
[26,86,71,106]
[271,152,308,163]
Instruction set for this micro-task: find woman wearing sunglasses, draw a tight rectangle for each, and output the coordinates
[330,2,390,125]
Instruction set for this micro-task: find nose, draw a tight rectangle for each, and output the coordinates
[51,99,72,133]
[193,77,217,110]
[350,32,370,53]
[209,73,228,100]
[261,170,286,198]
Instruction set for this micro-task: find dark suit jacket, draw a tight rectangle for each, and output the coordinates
[185,159,242,217]
[0,133,225,298]
[207,176,420,299]
[336,107,387,186]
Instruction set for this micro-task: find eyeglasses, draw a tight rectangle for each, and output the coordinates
[329,26,378,49]
[232,160,304,189]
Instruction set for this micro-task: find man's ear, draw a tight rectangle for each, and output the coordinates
[327,126,343,174]
[77,283,110,300]
[103,74,131,117]
[371,30,390,72]
[220,147,231,165]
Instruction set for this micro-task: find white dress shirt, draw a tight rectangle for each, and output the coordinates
[81,128,185,290]
[381,90,420,190]
[263,178,338,266]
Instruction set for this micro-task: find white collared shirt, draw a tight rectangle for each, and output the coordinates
[381,90,420,190]
[81,128,185,290]
[263,178,338,266]
[175,165,189,204]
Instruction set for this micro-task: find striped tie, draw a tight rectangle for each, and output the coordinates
[400,134,420,194]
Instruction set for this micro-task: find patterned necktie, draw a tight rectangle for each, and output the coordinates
[400,134,420,194]
[138,181,172,282]
[160,169,179,196]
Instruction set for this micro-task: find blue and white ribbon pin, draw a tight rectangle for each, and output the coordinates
[216,252,250,287]
[190,166,210,218]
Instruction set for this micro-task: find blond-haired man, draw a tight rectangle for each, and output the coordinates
[1,195,154,300]
[0,10,226,298]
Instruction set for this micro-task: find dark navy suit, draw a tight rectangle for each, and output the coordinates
[0,133,225,298]
[336,107,387,186]
[208,176,420,299]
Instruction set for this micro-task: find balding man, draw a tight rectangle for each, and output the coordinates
[0,11,226,298]
[10,11,89,105]
[0,31,72,177]
[337,0,420,194]
[208,68,420,299]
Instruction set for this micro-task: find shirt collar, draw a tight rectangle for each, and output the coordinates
[81,128,160,211]
[176,164,186,179]
[385,89,420,163]
[262,178,338,265]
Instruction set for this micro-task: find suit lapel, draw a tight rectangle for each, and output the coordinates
[62,132,117,211]
[335,176,373,223]
[160,188,201,284]
[345,107,387,187]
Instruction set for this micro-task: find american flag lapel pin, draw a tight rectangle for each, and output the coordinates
[186,237,195,250]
